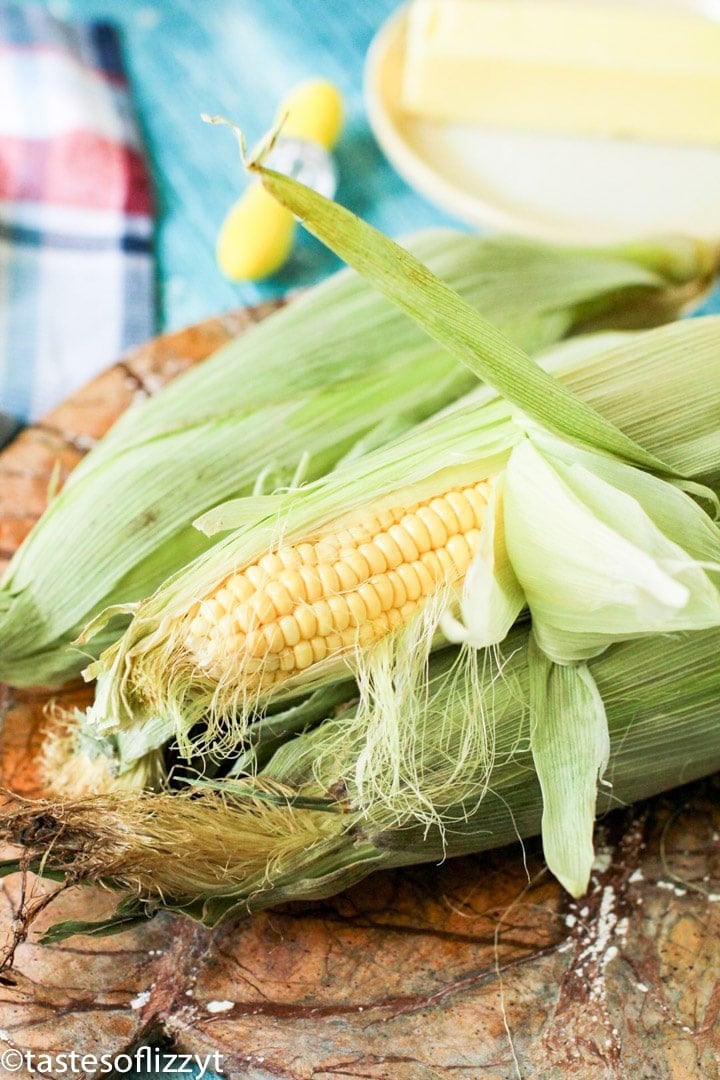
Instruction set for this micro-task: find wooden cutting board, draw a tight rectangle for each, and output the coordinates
[0,308,719,1080]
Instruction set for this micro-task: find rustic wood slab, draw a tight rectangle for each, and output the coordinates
[0,307,719,1079]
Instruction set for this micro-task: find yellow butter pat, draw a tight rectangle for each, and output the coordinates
[401,0,720,146]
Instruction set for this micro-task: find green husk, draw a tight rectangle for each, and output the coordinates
[1,233,710,689]
[77,170,720,767]
[252,161,715,473]
[7,621,720,933]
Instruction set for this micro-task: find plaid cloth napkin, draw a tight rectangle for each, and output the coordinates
[0,3,154,427]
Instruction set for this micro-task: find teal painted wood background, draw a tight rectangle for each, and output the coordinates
[28,0,462,333]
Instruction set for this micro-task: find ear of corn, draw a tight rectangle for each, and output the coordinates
[85,316,720,771]
[74,166,720,900]
[9,620,720,934]
[223,165,720,895]
[1,232,709,689]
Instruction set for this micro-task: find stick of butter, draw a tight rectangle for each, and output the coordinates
[401,0,720,145]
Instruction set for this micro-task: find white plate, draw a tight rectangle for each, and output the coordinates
[364,6,720,245]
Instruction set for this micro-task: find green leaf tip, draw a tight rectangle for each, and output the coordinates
[528,635,610,897]
[251,160,677,479]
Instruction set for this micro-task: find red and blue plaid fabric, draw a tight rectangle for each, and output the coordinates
[0,3,154,425]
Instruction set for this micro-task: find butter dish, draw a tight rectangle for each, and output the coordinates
[364,2,720,243]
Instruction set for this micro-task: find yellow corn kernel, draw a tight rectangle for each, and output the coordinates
[434,547,456,575]
[412,559,435,597]
[340,626,357,648]
[278,614,301,648]
[345,591,368,626]
[232,602,256,634]
[446,533,471,571]
[416,505,448,549]
[295,606,318,640]
[334,560,360,591]
[420,550,443,579]
[297,566,323,603]
[296,542,318,566]
[395,562,422,602]
[425,495,453,530]
[279,648,297,672]
[244,565,269,590]
[265,580,294,617]
[258,551,287,577]
[279,568,307,602]
[262,623,287,654]
[374,532,404,570]
[357,582,383,621]
[246,592,276,626]
[200,597,226,624]
[313,599,335,637]
[344,550,371,582]
[245,630,267,659]
[389,523,420,563]
[448,488,479,531]
[386,569,408,609]
[371,574,395,611]
[402,513,432,555]
[357,541,387,576]
[327,594,352,632]
[357,621,379,648]
[293,641,315,671]
[314,540,339,563]
[310,636,327,663]
[316,564,341,595]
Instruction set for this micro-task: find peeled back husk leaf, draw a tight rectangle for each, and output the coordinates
[527,635,610,897]
[452,435,720,663]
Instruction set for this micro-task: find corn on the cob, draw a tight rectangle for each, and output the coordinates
[0,230,718,689]
[6,171,720,939]
[8,621,720,935]
[78,165,720,904]
[86,316,720,765]
[185,480,492,686]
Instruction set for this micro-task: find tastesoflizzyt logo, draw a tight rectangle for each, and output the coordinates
[0,1045,224,1075]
